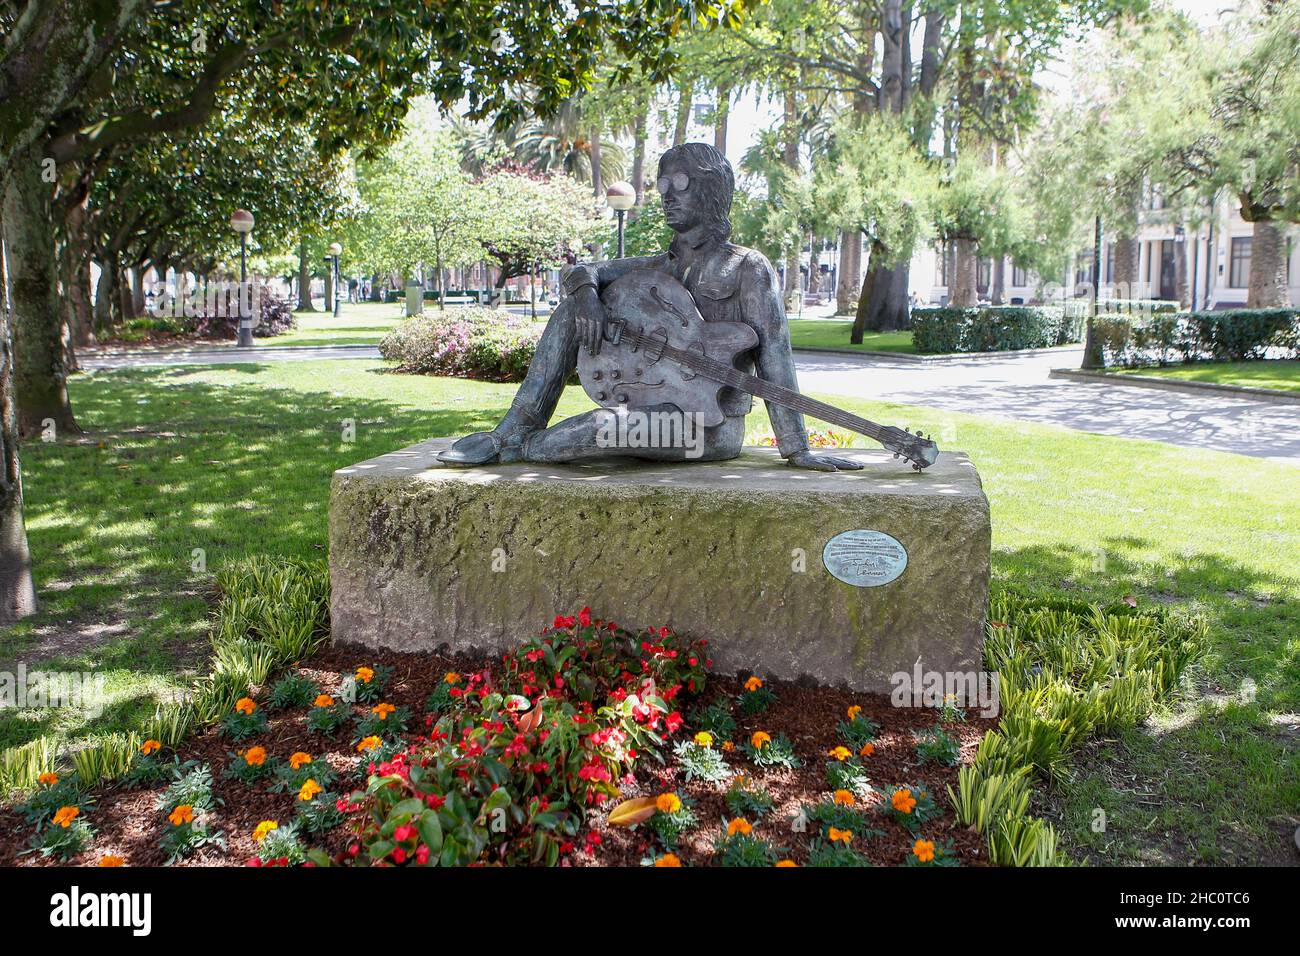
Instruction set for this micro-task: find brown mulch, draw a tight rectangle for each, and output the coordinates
[0,643,993,868]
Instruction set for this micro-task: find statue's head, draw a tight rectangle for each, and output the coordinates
[656,142,734,241]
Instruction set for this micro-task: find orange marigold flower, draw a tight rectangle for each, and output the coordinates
[140,739,161,756]
[833,789,855,806]
[372,702,396,720]
[751,731,771,749]
[859,742,875,757]
[234,697,256,715]
[743,676,764,692]
[168,805,194,826]
[298,779,323,802]
[357,735,381,753]
[289,752,312,770]
[775,859,798,867]
[828,827,853,844]
[727,818,752,837]
[444,672,461,685]
[355,666,375,684]
[313,694,334,708]
[656,792,682,814]
[98,855,125,867]
[847,705,862,720]
[654,853,682,867]
[243,746,267,766]
[252,820,278,842]
[693,731,713,748]
[52,806,79,828]
[37,772,58,786]
[892,788,917,814]
[913,839,936,863]
[827,745,851,761]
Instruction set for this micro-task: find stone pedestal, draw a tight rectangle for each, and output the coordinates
[329,439,990,693]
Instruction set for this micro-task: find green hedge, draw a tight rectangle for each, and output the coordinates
[379,308,544,381]
[1092,308,1300,367]
[912,306,1083,354]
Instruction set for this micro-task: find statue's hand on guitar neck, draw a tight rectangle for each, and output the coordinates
[573,286,608,357]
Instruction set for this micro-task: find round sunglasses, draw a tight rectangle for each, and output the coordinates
[655,172,690,195]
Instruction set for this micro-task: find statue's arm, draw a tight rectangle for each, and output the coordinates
[562,255,661,297]
[741,255,809,459]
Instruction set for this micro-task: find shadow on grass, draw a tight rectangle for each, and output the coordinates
[0,364,512,747]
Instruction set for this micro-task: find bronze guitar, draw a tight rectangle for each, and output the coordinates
[576,270,940,470]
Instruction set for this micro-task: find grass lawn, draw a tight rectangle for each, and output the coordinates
[1116,359,1300,393]
[787,318,915,354]
[266,301,407,347]
[3,358,1297,864]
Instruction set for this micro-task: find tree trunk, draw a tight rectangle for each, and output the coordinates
[714,83,731,154]
[782,88,800,305]
[589,129,604,198]
[631,91,649,211]
[0,284,37,624]
[856,242,911,333]
[296,236,317,311]
[3,151,79,436]
[60,203,95,360]
[673,81,693,146]
[1247,218,1288,308]
[990,258,1005,305]
[950,238,978,307]
[1112,233,1138,295]
[836,230,861,314]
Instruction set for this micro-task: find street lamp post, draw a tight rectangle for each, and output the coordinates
[605,181,636,258]
[229,209,255,347]
[327,242,343,317]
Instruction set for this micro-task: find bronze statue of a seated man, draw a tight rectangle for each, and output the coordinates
[438,142,862,472]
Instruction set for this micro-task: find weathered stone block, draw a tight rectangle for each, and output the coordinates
[329,439,989,693]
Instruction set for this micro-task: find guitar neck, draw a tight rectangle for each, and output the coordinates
[653,339,891,444]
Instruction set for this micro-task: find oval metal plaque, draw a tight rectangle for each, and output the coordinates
[822,530,908,588]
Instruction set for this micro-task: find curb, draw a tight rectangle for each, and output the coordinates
[793,343,1085,364]
[1048,368,1300,404]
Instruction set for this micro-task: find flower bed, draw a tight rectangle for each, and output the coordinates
[0,611,995,868]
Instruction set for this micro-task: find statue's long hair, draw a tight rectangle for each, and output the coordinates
[659,143,734,241]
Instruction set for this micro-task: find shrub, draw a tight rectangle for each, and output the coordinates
[379,308,552,381]
[1091,307,1300,367]
[187,285,295,339]
[912,306,1079,354]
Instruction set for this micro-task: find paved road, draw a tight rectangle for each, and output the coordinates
[79,342,1300,465]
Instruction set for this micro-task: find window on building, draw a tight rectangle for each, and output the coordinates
[1012,263,1028,287]
[977,258,991,293]
[1230,236,1252,288]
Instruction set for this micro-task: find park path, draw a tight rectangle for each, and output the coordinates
[78,342,1300,465]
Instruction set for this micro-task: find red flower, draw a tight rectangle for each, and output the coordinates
[578,607,592,627]
[392,847,407,864]
[416,844,430,865]
[665,711,684,733]
[426,794,446,809]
